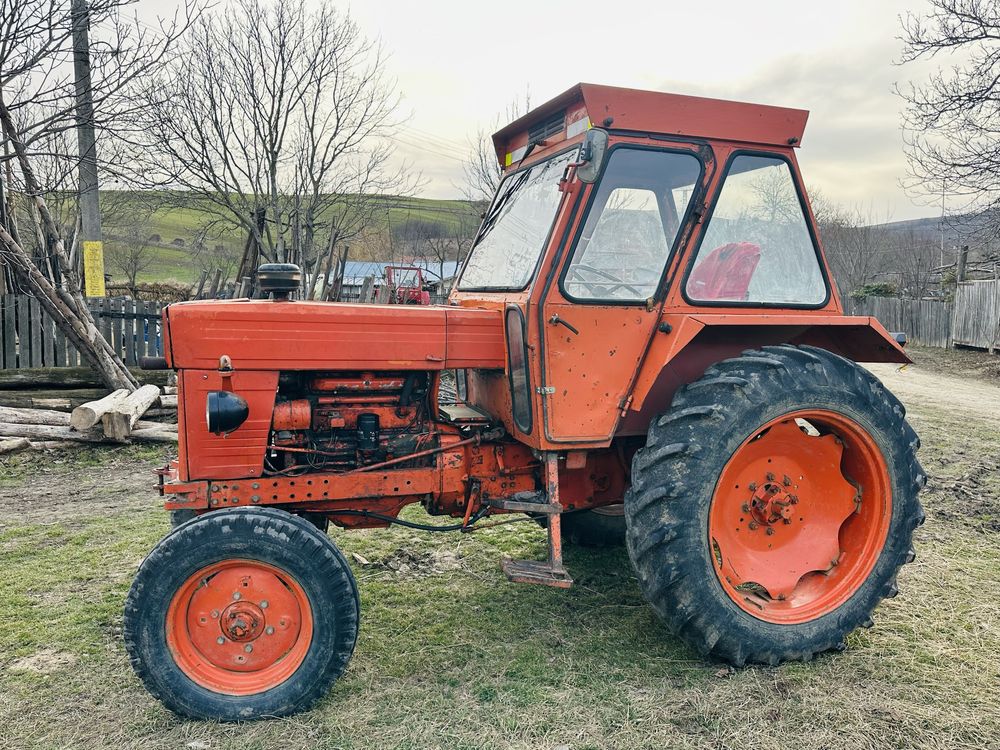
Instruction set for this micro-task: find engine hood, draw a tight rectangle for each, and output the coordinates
[163,299,506,371]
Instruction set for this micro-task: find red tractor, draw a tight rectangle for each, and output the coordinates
[125,84,924,720]
[383,264,432,305]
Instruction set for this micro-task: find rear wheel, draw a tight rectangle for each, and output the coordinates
[625,345,925,665]
[124,507,359,720]
[562,505,626,547]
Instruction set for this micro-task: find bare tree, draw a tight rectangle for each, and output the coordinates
[811,190,893,298]
[462,92,531,206]
[898,1,1000,236]
[191,225,242,285]
[890,229,940,300]
[412,215,477,290]
[107,227,153,293]
[134,0,417,276]
[0,0,198,389]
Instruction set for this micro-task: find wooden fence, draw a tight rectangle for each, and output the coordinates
[951,280,1000,352]
[845,296,954,349]
[0,296,165,370]
[3,282,999,369]
[847,280,1000,351]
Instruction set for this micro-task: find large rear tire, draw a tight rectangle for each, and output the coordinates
[625,345,925,665]
[562,506,626,547]
[125,507,359,720]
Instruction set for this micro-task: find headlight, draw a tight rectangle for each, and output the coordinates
[206,391,249,435]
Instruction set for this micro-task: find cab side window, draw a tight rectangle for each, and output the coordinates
[563,148,701,302]
[686,154,826,305]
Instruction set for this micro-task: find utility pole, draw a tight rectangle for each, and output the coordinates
[72,0,105,298]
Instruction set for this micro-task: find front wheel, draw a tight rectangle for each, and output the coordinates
[625,345,925,665]
[124,507,359,720]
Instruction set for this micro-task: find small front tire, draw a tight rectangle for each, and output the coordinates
[124,507,359,720]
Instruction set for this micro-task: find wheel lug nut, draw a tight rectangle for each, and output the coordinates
[766,472,775,482]
[748,482,757,491]
[260,600,269,609]
[266,626,275,635]
[741,503,750,513]
[244,644,253,653]
[233,592,241,601]
[211,609,219,619]
[783,474,792,487]
[783,518,792,525]
[766,527,775,536]
[748,521,759,530]
[217,636,225,645]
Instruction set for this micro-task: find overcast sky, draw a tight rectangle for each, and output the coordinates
[324,0,945,221]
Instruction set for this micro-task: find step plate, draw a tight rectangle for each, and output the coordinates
[501,558,573,589]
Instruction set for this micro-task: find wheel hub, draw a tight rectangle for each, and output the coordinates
[747,479,798,528]
[220,601,265,642]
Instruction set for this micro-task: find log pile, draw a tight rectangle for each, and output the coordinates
[0,375,178,452]
[0,367,169,413]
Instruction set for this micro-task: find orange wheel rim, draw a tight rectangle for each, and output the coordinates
[166,559,313,695]
[708,410,891,624]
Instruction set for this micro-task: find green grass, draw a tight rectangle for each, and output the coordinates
[2,356,1000,748]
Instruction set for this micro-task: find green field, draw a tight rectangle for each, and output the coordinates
[99,191,479,286]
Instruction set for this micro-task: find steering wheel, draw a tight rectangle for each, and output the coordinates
[565,263,644,298]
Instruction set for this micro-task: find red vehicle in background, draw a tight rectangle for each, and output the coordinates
[385,265,431,305]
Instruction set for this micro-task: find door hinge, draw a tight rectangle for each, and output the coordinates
[618,394,634,417]
[536,386,556,395]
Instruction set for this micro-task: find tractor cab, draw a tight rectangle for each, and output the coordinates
[450,83,903,447]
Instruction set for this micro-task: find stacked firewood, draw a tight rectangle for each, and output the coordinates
[0,370,178,454]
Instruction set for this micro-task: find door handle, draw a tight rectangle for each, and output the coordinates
[548,314,579,335]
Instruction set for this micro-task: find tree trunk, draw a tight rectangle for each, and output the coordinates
[0,405,77,427]
[70,389,131,430]
[0,438,32,455]
[0,99,137,392]
[0,422,176,444]
[102,384,161,441]
[0,403,173,432]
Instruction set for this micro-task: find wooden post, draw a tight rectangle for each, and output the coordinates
[193,269,208,299]
[2,295,15,368]
[208,268,222,298]
[957,245,969,283]
[358,275,375,304]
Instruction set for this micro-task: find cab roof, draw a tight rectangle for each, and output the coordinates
[492,83,809,167]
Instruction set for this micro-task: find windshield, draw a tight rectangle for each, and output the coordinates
[458,148,577,290]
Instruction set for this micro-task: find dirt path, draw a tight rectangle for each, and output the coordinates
[866,360,1000,426]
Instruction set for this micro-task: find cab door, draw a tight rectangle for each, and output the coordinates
[538,144,705,443]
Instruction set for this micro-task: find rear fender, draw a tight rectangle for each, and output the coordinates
[621,313,908,435]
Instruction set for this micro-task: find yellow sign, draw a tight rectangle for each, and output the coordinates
[83,240,106,297]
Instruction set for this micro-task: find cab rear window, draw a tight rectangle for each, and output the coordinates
[686,154,826,306]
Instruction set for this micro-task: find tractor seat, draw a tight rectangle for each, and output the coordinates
[438,403,494,425]
[686,242,761,301]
